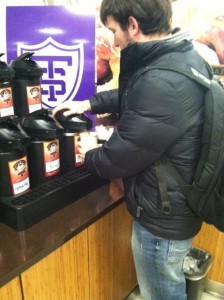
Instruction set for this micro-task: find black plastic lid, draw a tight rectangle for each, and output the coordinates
[54,109,92,133]
[10,52,43,77]
[0,115,30,151]
[0,53,15,79]
[21,108,64,140]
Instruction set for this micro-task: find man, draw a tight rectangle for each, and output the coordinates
[53,0,212,299]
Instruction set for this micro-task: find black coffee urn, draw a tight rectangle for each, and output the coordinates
[0,53,15,117]
[54,110,92,174]
[10,52,43,117]
[21,108,64,188]
[0,115,30,196]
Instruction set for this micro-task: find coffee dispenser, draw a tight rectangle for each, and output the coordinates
[0,115,30,196]
[0,53,15,117]
[54,110,92,174]
[10,52,43,117]
[21,108,64,188]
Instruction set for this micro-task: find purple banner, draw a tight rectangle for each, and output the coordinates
[6,6,96,109]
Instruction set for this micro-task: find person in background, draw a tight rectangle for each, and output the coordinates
[53,0,212,299]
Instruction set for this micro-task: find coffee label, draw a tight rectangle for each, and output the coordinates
[43,139,60,177]
[26,85,42,113]
[0,86,14,117]
[8,156,30,195]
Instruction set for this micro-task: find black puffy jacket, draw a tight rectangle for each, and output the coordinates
[85,29,213,240]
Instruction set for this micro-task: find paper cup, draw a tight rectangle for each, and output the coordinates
[79,131,98,152]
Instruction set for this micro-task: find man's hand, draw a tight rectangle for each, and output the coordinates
[52,100,91,117]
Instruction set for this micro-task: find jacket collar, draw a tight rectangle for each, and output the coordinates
[119,28,194,77]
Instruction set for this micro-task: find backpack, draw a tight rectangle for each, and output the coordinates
[145,61,224,232]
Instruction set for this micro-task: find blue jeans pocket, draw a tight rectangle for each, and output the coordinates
[168,238,193,263]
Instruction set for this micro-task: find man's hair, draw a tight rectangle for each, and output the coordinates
[100,0,172,35]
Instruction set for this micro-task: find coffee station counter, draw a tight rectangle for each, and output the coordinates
[0,178,138,300]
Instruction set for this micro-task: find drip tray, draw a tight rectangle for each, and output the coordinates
[0,166,108,231]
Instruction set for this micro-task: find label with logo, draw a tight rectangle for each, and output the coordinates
[8,156,30,195]
[43,139,60,177]
[0,86,14,117]
[26,85,42,113]
[74,135,82,167]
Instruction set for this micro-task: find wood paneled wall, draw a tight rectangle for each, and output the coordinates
[21,229,89,300]
[0,277,22,300]
[88,202,137,299]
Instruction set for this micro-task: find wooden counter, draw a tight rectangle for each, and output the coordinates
[0,179,137,300]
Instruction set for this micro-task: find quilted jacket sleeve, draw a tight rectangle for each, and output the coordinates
[89,89,119,114]
[85,72,189,179]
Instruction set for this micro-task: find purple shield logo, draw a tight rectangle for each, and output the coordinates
[18,37,84,108]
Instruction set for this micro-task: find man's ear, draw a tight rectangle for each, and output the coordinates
[127,16,140,36]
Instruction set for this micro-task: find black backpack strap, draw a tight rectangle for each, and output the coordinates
[150,61,212,214]
[155,158,193,214]
[155,160,172,214]
[144,60,212,89]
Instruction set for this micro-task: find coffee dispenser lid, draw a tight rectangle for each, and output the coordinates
[54,110,92,133]
[0,115,30,151]
[22,108,64,140]
[0,53,15,79]
[10,52,43,77]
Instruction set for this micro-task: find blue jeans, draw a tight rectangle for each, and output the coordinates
[131,220,193,300]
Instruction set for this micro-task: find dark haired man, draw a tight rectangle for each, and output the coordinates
[53,0,212,299]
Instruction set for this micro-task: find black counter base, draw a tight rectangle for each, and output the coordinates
[0,166,108,231]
